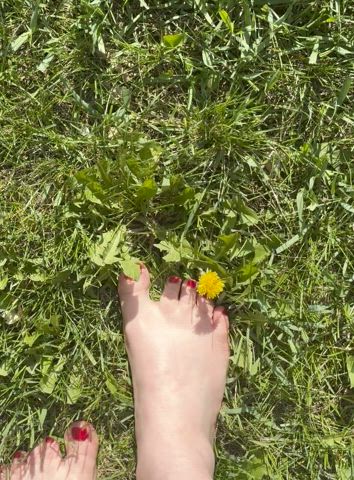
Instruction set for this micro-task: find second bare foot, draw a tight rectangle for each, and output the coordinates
[118,266,230,480]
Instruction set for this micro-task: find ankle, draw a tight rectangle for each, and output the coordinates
[136,429,214,480]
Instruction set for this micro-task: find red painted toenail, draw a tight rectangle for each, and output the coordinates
[13,451,22,459]
[169,276,181,283]
[221,307,228,314]
[186,279,196,288]
[45,437,55,444]
[71,427,89,441]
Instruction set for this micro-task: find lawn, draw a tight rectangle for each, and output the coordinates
[0,0,353,478]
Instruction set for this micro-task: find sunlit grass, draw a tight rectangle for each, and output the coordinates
[1,1,353,478]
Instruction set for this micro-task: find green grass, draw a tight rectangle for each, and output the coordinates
[1,0,353,478]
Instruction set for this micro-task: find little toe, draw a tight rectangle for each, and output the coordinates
[212,306,230,331]
[179,279,197,305]
[160,275,182,303]
[64,421,98,480]
[212,307,230,353]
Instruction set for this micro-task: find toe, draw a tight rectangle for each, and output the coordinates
[192,295,215,334]
[12,450,27,464]
[10,451,27,479]
[160,275,182,303]
[64,421,98,480]
[179,279,197,305]
[196,295,214,318]
[212,306,229,331]
[24,437,62,476]
[212,306,230,353]
[118,263,151,320]
[0,466,9,480]
[118,263,150,297]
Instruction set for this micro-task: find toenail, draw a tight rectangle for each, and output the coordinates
[169,276,181,283]
[186,279,197,288]
[45,437,55,444]
[221,307,228,314]
[13,451,23,459]
[71,427,89,441]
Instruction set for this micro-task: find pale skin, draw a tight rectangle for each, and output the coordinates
[0,265,230,480]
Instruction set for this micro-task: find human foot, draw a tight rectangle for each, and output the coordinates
[118,266,230,480]
[0,421,98,480]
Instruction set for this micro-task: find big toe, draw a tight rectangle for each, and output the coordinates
[64,421,98,480]
[118,263,151,316]
[118,263,150,297]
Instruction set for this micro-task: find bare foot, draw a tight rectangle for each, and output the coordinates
[0,422,98,480]
[118,265,230,480]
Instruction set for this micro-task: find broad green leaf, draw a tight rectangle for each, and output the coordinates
[37,54,55,73]
[66,375,82,404]
[155,239,193,263]
[120,258,140,281]
[136,178,158,203]
[40,371,58,394]
[242,457,267,479]
[336,465,352,480]
[84,186,103,205]
[75,170,98,186]
[139,142,163,161]
[237,263,259,282]
[216,233,240,259]
[235,199,259,225]
[0,365,9,377]
[162,34,185,48]
[219,9,234,33]
[253,243,269,263]
[23,333,42,347]
[346,356,354,388]
[155,241,181,262]
[89,227,125,266]
[249,357,260,376]
[218,233,240,251]
[39,358,65,394]
[29,272,48,282]
[176,186,195,205]
[11,31,31,52]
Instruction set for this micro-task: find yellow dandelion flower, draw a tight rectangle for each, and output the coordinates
[197,271,225,300]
